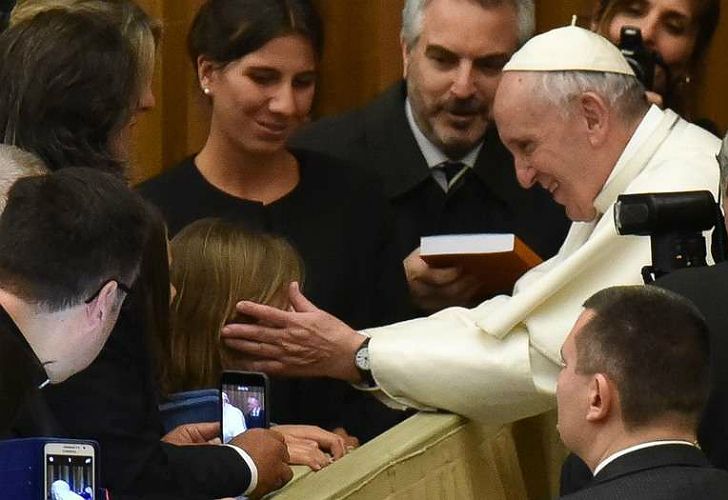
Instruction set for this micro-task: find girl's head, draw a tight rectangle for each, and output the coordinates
[188,0,323,155]
[166,218,303,394]
[4,0,160,173]
[592,0,719,95]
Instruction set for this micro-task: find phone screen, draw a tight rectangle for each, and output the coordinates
[221,372,269,443]
[44,444,94,500]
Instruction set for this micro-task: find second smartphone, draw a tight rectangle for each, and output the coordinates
[220,371,270,443]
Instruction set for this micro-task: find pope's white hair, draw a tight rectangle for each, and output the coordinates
[525,71,649,121]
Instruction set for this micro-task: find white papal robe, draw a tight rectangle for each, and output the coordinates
[364,106,721,423]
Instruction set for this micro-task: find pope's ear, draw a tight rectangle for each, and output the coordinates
[579,92,610,147]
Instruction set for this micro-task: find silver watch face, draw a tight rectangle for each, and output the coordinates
[355,347,370,371]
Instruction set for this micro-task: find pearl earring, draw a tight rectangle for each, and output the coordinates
[203,87,211,95]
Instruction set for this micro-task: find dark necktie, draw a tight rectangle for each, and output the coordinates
[436,161,468,191]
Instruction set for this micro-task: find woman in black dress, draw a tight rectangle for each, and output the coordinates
[139,0,413,442]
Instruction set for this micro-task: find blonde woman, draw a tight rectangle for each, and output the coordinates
[168,218,351,470]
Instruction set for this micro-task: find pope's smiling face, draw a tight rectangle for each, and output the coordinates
[494,72,612,222]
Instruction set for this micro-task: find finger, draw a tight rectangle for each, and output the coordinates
[307,448,330,471]
[297,427,346,459]
[441,274,483,300]
[330,427,358,453]
[288,281,317,313]
[287,443,327,470]
[344,435,359,449]
[297,438,319,449]
[207,437,222,445]
[221,322,287,344]
[414,265,463,287]
[234,300,294,328]
[229,358,291,377]
[188,421,221,442]
[221,337,286,359]
[281,443,291,465]
[329,435,347,459]
[268,429,287,445]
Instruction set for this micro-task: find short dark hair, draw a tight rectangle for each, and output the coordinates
[0,167,148,311]
[0,9,138,174]
[577,285,710,430]
[187,0,323,69]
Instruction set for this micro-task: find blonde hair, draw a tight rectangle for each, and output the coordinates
[0,145,48,213]
[165,218,304,394]
[11,0,161,103]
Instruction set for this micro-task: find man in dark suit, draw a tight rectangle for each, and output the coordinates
[0,167,146,438]
[245,396,266,429]
[291,0,570,313]
[557,285,728,499]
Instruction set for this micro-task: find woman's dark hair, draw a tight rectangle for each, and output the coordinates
[594,0,720,66]
[187,0,323,68]
[0,9,138,174]
[125,203,172,390]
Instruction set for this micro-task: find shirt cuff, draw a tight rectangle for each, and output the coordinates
[224,443,258,495]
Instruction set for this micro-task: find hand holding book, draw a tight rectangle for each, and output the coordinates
[419,233,543,299]
[403,248,484,313]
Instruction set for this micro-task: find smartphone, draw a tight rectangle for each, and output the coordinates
[44,442,95,500]
[220,371,270,443]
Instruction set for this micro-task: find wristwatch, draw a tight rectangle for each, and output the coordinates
[354,337,376,386]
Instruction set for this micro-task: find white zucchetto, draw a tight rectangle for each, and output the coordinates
[503,26,636,76]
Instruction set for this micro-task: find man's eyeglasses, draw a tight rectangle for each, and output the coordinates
[84,279,133,304]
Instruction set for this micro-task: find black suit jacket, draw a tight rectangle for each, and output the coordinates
[561,444,728,499]
[291,81,571,269]
[246,411,266,430]
[0,306,47,439]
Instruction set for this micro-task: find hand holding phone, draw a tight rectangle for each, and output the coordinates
[228,428,292,496]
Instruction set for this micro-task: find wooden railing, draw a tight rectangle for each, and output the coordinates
[270,410,567,500]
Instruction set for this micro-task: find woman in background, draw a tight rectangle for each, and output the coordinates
[3,0,159,174]
[166,217,348,468]
[592,0,720,120]
[140,0,412,442]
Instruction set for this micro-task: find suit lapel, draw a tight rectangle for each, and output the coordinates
[360,82,438,199]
